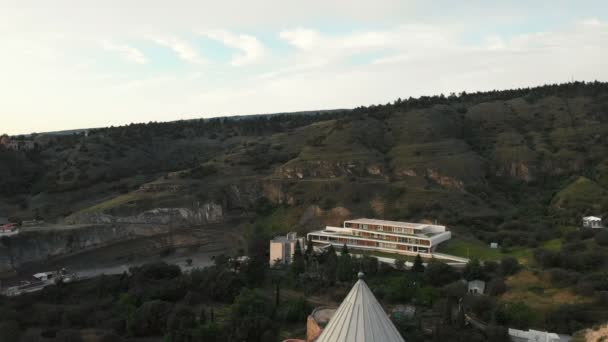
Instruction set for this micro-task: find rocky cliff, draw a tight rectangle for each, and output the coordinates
[0,224,172,275]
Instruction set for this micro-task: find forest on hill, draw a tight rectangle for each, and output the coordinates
[2,81,608,341]
[1,81,607,240]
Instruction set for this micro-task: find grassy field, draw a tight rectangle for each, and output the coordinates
[437,236,562,264]
[500,270,592,316]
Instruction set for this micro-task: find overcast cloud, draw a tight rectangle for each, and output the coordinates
[0,0,607,134]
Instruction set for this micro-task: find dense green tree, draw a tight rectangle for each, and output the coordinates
[305,238,314,256]
[341,243,349,255]
[337,252,354,282]
[230,288,275,342]
[166,305,197,342]
[424,261,459,286]
[499,257,521,276]
[291,241,305,277]
[132,300,172,337]
[411,254,425,273]
[360,255,379,276]
[0,320,21,342]
[463,259,486,281]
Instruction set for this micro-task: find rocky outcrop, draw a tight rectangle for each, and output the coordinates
[426,169,465,191]
[277,161,384,179]
[67,203,223,225]
[0,224,172,274]
[495,162,534,182]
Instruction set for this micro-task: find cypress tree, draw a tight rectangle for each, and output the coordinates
[412,254,425,273]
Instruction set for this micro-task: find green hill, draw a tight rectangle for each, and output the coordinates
[2,81,608,249]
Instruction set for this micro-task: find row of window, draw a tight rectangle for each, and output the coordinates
[309,234,431,252]
[309,234,429,253]
[352,231,431,246]
[345,223,416,235]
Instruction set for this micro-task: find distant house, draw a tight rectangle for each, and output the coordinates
[0,223,19,236]
[269,232,305,266]
[468,280,486,295]
[582,216,603,229]
[508,328,569,342]
[490,242,499,249]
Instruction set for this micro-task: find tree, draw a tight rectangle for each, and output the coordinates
[0,320,20,342]
[594,230,608,246]
[322,245,338,284]
[395,259,406,271]
[341,243,349,255]
[424,261,459,286]
[499,257,520,276]
[411,254,425,273]
[166,306,197,342]
[463,259,486,281]
[291,241,305,277]
[132,300,172,336]
[231,288,275,341]
[487,278,507,296]
[306,238,314,256]
[337,252,354,282]
[360,255,378,276]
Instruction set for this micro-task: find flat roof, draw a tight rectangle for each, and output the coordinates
[345,218,444,230]
[583,216,602,220]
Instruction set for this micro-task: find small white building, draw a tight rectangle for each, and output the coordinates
[269,232,305,266]
[468,280,486,295]
[582,216,603,229]
[508,328,568,342]
[490,242,499,249]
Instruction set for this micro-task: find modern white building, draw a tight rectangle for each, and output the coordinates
[269,232,305,266]
[582,216,603,229]
[307,218,451,257]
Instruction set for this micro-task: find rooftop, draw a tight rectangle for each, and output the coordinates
[583,216,602,221]
[272,232,301,242]
[346,218,444,230]
[316,273,404,342]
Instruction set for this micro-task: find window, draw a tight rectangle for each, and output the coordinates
[362,224,368,230]
[378,226,384,231]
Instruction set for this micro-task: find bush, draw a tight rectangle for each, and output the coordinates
[0,320,21,342]
[132,300,172,336]
[594,230,608,246]
[499,257,520,276]
[424,261,459,287]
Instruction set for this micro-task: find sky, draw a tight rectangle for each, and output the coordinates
[1,1,608,135]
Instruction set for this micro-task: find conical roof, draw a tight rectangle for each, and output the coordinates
[316,274,405,342]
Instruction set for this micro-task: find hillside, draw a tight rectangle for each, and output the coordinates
[1,81,608,249]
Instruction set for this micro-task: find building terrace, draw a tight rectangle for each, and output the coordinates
[308,218,452,257]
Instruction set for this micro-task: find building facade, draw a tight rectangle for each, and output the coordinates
[583,216,603,229]
[307,218,451,257]
[269,232,305,266]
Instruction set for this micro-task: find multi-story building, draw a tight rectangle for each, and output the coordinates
[269,232,305,266]
[307,218,451,257]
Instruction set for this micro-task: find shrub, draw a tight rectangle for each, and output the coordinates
[594,230,608,246]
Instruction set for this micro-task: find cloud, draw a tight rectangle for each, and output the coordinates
[152,36,206,65]
[201,29,267,66]
[101,41,147,64]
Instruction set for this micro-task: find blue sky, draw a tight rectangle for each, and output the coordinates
[1,0,607,135]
